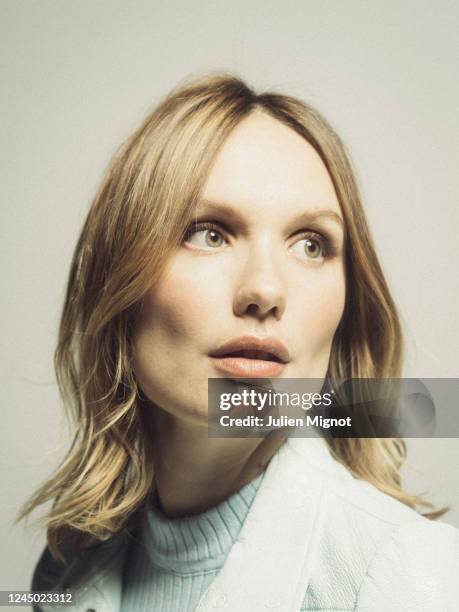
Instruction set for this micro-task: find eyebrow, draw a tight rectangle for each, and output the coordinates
[194,199,344,233]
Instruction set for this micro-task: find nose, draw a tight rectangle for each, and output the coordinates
[233,240,287,321]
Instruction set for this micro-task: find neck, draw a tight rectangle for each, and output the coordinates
[149,405,287,518]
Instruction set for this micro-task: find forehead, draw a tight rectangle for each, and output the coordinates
[201,111,341,221]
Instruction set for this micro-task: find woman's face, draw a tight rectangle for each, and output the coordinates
[133,111,346,424]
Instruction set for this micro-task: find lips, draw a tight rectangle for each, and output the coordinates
[210,336,290,362]
[223,349,281,361]
[209,336,290,377]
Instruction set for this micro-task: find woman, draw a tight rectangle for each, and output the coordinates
[20,73,458,611]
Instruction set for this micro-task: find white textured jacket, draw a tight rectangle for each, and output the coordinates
[32,436,459,611]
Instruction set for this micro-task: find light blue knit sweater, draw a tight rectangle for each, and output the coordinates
[121,472,264,611]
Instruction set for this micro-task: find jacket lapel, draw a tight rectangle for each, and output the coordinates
[195,435,329,611]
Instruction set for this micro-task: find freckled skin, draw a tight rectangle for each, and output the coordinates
[132,111,346,425]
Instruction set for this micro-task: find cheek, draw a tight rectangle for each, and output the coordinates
[131,261,209,402]
[135,257,220,349]
[131,255,229,415]
[296,265,345,348]
[146,279,199,341]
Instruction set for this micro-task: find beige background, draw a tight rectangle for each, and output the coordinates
[1,0,458,594]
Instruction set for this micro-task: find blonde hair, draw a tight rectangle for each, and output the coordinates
[17,73,446,561]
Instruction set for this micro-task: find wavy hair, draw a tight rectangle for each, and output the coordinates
[17,73,446,561]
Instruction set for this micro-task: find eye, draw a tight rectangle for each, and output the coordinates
[183,222,227,249]
[290,233,327,261]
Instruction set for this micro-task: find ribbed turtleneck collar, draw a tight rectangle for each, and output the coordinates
[141,472,264,574]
